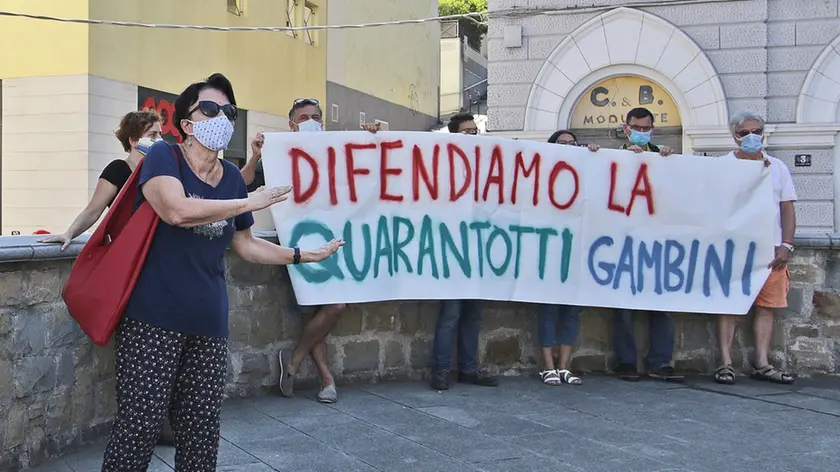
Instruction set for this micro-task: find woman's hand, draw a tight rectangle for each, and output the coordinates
[247,185,292,212]
[305,238,345,262]
[38,232,73,251]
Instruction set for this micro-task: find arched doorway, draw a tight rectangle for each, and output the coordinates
[523,7,728,154]
[569,75,683,152]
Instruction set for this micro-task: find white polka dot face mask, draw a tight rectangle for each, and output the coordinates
[189,114,235,151]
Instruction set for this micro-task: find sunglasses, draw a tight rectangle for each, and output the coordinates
[555,140,578,145]
[460,129,479,135]
[189,100,238,121]
[735,128,763,138]
[294,98,320,107]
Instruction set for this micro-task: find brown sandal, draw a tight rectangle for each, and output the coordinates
[751,365,794,385]
[714,365,736,385]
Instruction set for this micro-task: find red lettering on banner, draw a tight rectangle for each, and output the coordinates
[380,140,404,202]
[482,146,505,204]
[626,162,655,216]
[345,143,376,203]
[327,147,338,206]
[447,143,472,202]
[291,148,319,203]
[473,146,481,202]
[512,152,540,206]
[607,162,627,214]
[412,144,439,201]
[548,161,579,210]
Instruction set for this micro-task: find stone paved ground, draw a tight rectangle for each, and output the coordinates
[28,375,840,472]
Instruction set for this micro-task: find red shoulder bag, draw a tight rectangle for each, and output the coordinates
[63,145,178,346]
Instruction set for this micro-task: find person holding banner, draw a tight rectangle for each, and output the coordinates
[242,98,378,404]
[430,113,500,391]
[100,73,344,472]
[613,108,681,382]
[39,110,163,250]
[536,130,601,386]
[714,112,797,385]
[619,107,675,157]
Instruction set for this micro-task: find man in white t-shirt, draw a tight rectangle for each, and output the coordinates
[714,111,797,386]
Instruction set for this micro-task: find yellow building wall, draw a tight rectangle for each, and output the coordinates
[327,0,439,118]
[0,0,90,78]
[88,0,327,116]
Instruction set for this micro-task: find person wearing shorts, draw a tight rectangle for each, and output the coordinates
[713,111,797,385]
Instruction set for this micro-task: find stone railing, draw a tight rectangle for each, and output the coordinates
[1,232,840,470]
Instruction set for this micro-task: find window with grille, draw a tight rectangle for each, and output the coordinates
[286,0,297,37]
[227,0,243,16]
[359,112,366,128]
[331,104,339,123]
[303,2,317,45]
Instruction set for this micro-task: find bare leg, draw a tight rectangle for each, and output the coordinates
[716,315,737,365]
[310,340,334,387]
[753,307,774,367]
[541,347,556,371]
[557,345,573,371]
[287,304,345,375]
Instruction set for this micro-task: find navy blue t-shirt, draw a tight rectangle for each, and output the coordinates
[124,141,254,338]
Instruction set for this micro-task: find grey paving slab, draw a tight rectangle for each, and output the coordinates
[23,375,840,472]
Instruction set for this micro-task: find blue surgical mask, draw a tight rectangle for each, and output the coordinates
[297,119,322,132]
[628,129,651,147]
[136,137,161,155]
[738,133,764,154]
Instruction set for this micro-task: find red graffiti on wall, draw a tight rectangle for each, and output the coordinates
[140,96,182,143]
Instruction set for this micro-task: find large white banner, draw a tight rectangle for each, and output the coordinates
[262,131,776,315]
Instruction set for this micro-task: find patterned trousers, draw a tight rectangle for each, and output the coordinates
[101,318,228,472]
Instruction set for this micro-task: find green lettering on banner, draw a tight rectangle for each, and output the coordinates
[468,221,491,277]
[486,226,513,276]
[417,215,439,279]
[509,225,536,278]
[535,227,559,280]
[392,216,415,274]
[343,221,372,281]
[440,221,472,278]
[561,228,573,283]
[287,220,344,283]
[374,215,394,278]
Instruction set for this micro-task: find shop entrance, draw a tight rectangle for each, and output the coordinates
[569,76,682,153]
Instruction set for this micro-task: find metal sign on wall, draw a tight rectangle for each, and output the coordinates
[137,87,248,164]
[570,76,682,129]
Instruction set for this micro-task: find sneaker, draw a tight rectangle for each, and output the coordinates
[458,369,499,387]
[278,350,295,398]
[316,384,338,404]
[431,369,451,390]
[615,363,640,381]
[648,365,684,382]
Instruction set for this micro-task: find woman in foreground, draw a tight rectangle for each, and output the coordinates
[100,73,343,472]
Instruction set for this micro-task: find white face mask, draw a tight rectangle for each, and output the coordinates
[136,136,162,155]
[189,114,235,151]
[297,119,323,132]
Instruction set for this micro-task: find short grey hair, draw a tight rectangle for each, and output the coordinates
[729,111,765,134]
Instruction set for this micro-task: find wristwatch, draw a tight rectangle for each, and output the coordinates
[781,241,794,252]
[293,246,301,264]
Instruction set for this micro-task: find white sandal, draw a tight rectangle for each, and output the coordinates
[540,370,562,386]
[557,369,582,385]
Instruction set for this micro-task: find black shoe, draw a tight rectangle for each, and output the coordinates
[458,369,499,387]
[615,363,640,381]
[431,369,451,390]
[648,365,684,382]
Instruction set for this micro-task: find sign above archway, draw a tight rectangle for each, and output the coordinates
[570,76,681,129]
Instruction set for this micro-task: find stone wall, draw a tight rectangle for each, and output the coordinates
[2,234,840,470]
